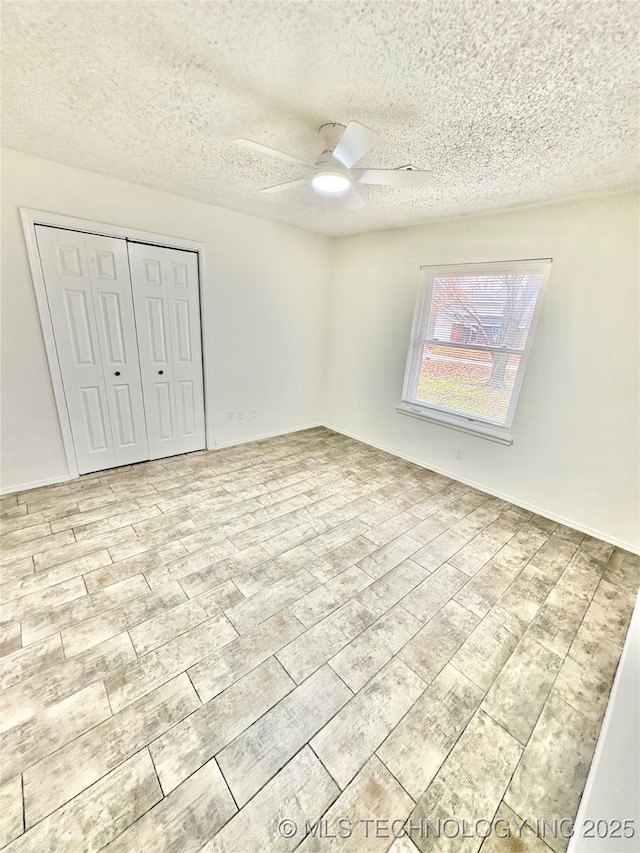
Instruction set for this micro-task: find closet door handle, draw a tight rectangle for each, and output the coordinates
[114,371,121,376]
[158,370,164,375]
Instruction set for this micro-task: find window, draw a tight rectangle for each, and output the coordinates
[398,259,551,444]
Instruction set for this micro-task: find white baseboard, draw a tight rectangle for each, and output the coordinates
[1,474,72,496]
[208,422,323,451]
[323,421,640,556]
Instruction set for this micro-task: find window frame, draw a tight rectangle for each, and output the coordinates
[398,258,552,445]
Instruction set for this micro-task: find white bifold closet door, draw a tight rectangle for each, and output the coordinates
[127,242,206,460]
[35,225,149,474]
[36,226,206,475]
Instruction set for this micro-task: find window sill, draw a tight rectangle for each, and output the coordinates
[396,403,514,445]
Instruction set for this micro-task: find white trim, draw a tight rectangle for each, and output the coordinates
[322,421,640,555]
[412,339,525,356]
[211,423,323,450]
[20,208,205,251]
[1,474,72,496]
[20,211,80,480]
[198,252,215,452]
[19,208,210,477]
[396,404,513,445]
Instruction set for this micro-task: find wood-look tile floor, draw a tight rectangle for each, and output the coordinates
[1,428,638,853]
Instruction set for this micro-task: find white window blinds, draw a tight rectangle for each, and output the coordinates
[399,259,551,443]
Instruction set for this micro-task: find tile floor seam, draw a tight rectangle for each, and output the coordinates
[447,661,489,694]
[307,740,344,792]
[449,594,484,621]
[370,752,417,808]
[488,802,557,853]
[20,771,25,838]
[144,744,166,798]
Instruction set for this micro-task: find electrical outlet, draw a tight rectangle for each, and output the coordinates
[455,449,464,460]
[227,410,235,421]
[237,409,244,420]
[251,408,258,419]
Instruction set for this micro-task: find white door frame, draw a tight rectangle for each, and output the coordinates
[20,208,211,481]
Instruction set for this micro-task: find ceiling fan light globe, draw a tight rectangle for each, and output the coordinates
[311,171,351,195]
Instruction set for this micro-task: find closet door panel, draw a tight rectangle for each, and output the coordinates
[168,251,204,443]
[85,234,149,466]
[35,226,116,474]
[128,243,205,460]
[129,246,178,456]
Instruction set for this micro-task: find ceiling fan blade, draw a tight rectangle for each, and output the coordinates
[260,179,308,194]
[337,188,366,211]
[331,122,379,169]
[353,168,433,188]
[235,139,314,170]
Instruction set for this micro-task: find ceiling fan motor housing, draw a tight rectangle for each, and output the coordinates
[316,124,351,178]
[319,122,347,152]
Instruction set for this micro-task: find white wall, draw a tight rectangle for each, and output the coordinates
[323,193,640,552]
[0,148,329,491]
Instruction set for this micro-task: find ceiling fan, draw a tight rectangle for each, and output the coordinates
[235,122,433,210]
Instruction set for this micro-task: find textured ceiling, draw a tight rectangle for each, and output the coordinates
[2,1,638,236]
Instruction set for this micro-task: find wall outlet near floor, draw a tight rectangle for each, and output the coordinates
[455,449,464,460]
[227,409,252,422]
